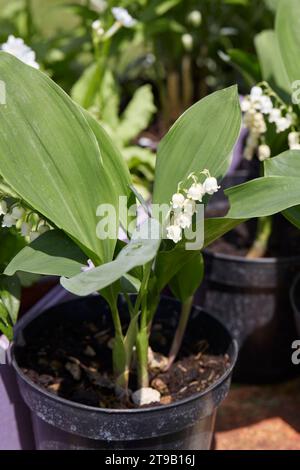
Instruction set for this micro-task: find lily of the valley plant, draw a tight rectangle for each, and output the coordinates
[1,53,300,405]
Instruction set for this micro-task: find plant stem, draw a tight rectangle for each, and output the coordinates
[105,289,128,394]
[182,55,193,110]
[246,216,273,259]
[25,0,34,41]
[136,263,152,389]
[167,70,182,124]
[166,295,194,370]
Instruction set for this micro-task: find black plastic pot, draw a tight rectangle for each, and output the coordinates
[12,296,237,450]
[199,251,300,383]
[291,274,300,337]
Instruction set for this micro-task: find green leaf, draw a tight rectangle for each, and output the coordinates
[225,176,300,219]
[0,53,122,263]
[153,86,241,205]
[98,71,120,130]
[264,150,300,228]
[82,109,132,230]
[5,230,87,278]
[276,0,300,85]
[154,244,198,292]
[264,0,280,11]
[140,0,181,21]
[0,230,26,272]
[169,253,204,302]
[117,85,156,145]
[71,62,101,110]
[255,30,291,95]
[61,219,161,296]
[203,217,244,248]
[0,274,21,340]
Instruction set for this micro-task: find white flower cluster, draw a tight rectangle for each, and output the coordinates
[166,171,220,244]
[92,19,105,36]
[0,200,50,241]
[1,35,39,69]
[242,86,295,161]
[112,7,137,28]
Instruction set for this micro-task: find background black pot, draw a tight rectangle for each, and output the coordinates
[198,252,300,383]
[12,296,237,450]
[291,274,300,337]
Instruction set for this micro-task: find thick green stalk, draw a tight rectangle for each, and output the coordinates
[182,55,193,110]
[136,263,152,389]
[167,70,182,124]
[166,295,194,370]
[246,216,273,259]
[105,289,128,394]
[25,0,34,41]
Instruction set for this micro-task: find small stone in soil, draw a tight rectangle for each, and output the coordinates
[65,362,81,381]
[84,345,96,357]
[151,377,169,394]
[132,387,161,406]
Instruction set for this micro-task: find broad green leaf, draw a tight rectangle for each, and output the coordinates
[169,253,204,302]
[98,71,120,130]
[264,150,300,177]
[255,30,291,95]
[140,0,181,21]
[82,109,132,230]
[276,0,300,85]
[71,62,101,110]
[264,150,300,228]
[225,176,300,218]
[153,86,241,205]
[0,230,26,271]
[0,274,21,340]
[117,85,156,145]
[5,230,87,278]
[203,217,244,248]
[154,244,199,292]
[61,219,161,296]
[264,0,280,11]
[0,53,121,262]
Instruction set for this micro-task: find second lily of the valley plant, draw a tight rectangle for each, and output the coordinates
[1,53,300,406]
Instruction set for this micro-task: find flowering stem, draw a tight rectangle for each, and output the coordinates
[165,295,194,370]
[246,215,273,259]
[105,288,129,394]
[182,55,193,110]
[167,70,182,123]
[136,263,152,388]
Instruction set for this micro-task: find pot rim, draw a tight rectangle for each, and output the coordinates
[204,248,300,266]
[290,273,300,315]
[11,298,238,416]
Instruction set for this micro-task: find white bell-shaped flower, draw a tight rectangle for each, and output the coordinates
[258,144,271,161]
[11,206,24,219]
[183,198,196,216]
[1,35,39,69]
[177,212,192,229]
[0,200,7,216]
[166,224,182,243]
[187,183,205,201]
[171,193,185,209]
[112,7,137,28]
[2,214,17,228]
[203,177,220,195]
[21,222,31,237]
[29,231,39,242]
